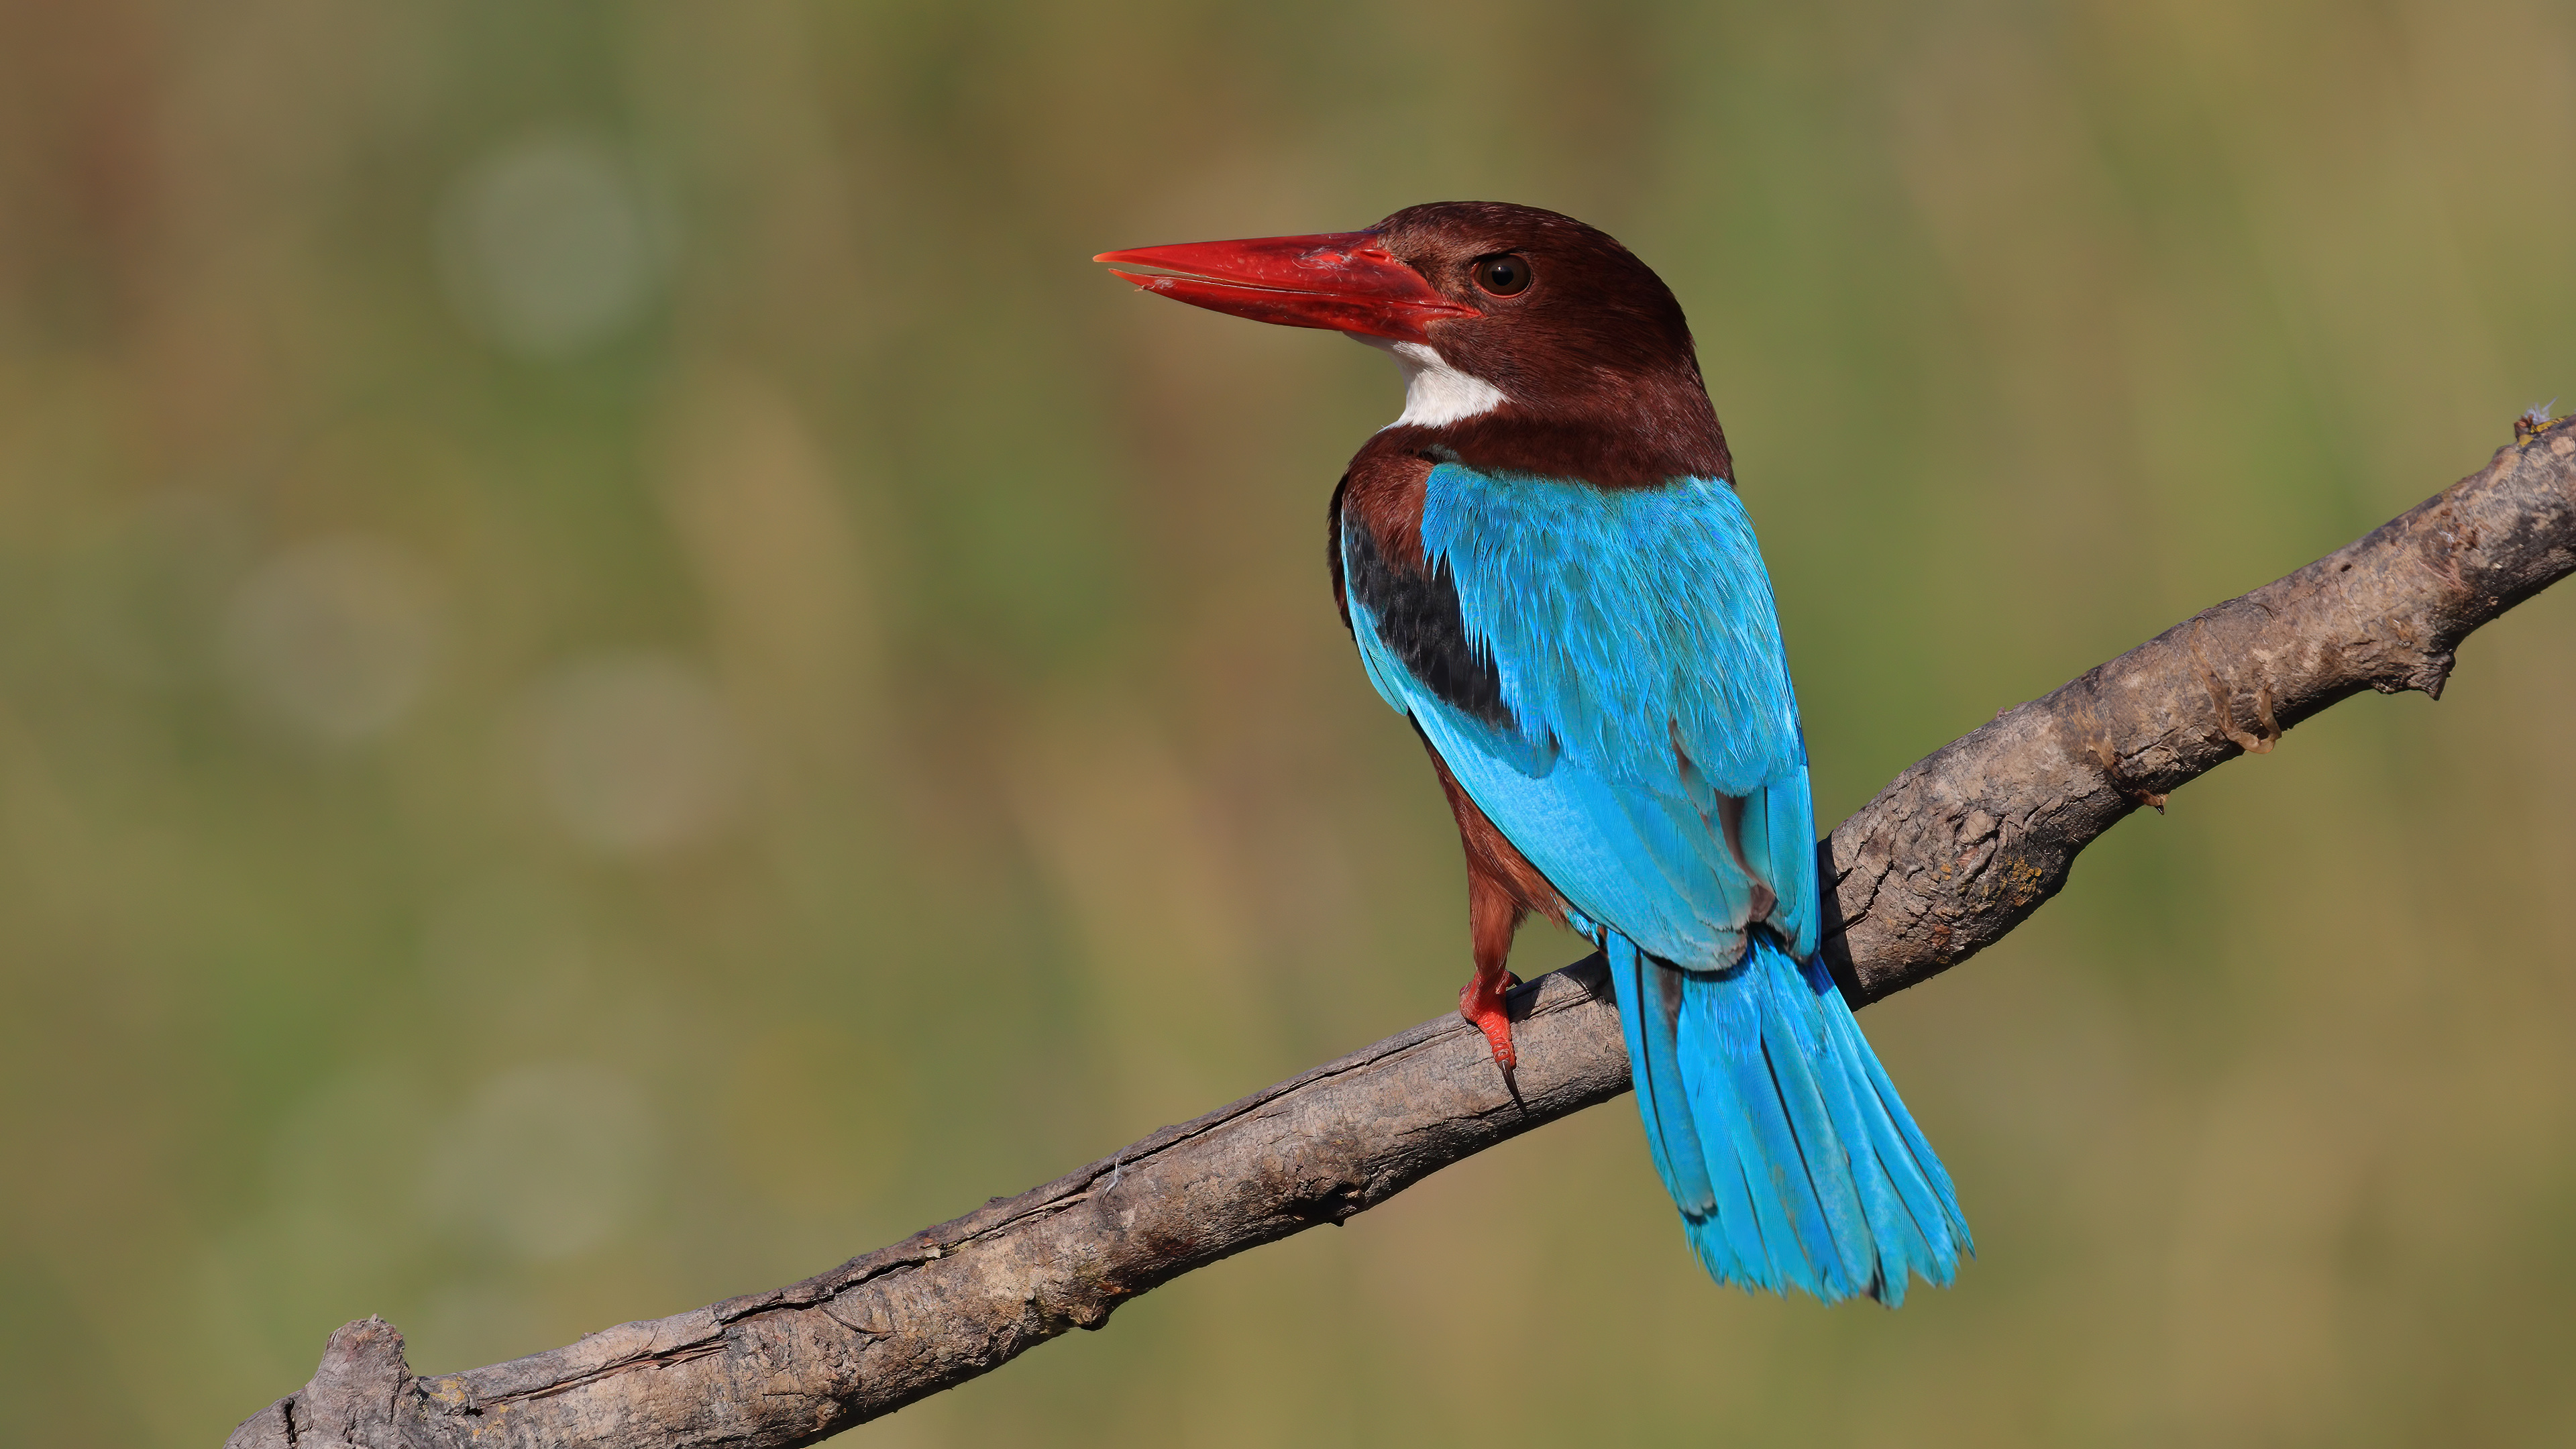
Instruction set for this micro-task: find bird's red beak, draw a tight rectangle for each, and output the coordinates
[1094,231,1475,343]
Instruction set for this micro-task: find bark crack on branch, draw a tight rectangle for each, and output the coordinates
[477,1340,730,1407]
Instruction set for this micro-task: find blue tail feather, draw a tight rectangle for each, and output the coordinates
[1605,938,1717,1218]
[1743,961,1880,1289]
[1821,994,1973,1270]
[1805,994,1941,1303]
[1682,982,1854,1298]
[1613,929,1969,1304]
[1680,987,1798,1293]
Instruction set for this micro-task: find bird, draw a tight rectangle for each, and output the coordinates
[1095,202,1970,1303]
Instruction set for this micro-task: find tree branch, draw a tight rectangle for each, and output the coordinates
[229,422,2576,1448]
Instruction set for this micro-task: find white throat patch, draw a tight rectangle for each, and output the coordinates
[1359,338,1508,429]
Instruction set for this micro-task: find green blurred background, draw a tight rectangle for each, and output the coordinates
[5,2,2575,1444]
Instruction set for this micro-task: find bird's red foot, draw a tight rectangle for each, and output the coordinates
[1459,965,1522,1072]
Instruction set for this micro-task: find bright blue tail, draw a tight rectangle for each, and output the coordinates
[1605,931,1971,1304]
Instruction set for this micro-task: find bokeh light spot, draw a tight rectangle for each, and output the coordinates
[219,536,440,746]
[520,651,745,857]
[436,132,674,358]
[425,1063,661,1263]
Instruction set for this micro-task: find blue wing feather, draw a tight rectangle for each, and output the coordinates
[1344,462,1966,1303]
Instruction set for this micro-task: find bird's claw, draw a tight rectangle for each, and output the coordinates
[1459,969,1519,1072]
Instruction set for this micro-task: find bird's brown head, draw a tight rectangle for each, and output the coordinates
[1098,201,1730,486]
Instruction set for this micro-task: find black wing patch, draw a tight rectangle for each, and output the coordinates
[1328,472,1351,631]
[1340,509,1513,729]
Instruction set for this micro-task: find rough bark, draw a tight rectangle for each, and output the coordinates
[229,422,2576,1448]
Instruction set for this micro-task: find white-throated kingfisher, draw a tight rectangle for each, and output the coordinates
[1097,203,1970,1303]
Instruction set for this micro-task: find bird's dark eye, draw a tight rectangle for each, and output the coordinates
[1472,254,1531,297]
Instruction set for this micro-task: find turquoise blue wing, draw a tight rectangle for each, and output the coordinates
[1346,464,1814,967]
